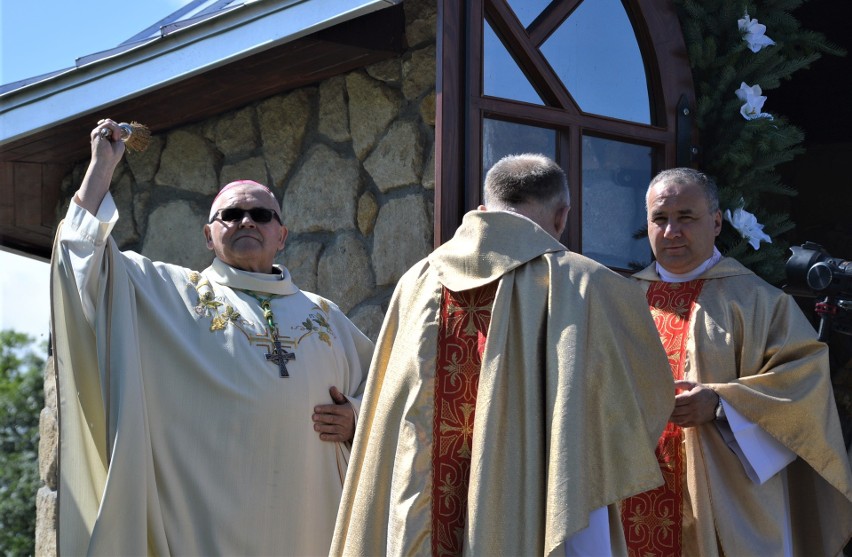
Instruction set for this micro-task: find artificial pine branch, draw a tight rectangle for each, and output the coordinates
[674,0,842,283]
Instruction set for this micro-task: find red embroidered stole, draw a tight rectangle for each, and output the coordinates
[621,280,704,557]
[432,282,498,557]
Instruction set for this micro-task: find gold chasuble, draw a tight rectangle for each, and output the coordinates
[332,210,675,556]
[432,283,497,556]
[629,260,852,556]
[622,280,704,556]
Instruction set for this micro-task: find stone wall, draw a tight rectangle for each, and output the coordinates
[35,0,437,553]
[35,356,57,556]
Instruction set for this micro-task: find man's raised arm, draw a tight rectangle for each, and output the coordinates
[75,119,126,214]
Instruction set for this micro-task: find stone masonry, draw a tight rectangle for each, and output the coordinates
[36,0,437,553]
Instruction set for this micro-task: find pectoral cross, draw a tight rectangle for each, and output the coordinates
[241,290,295,377]
[266,331,296,377]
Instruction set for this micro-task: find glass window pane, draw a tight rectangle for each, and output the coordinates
[581,135,653,268]
[540,0,651,124]
[506,0,552,27]
[482,119,557,178]
[483,21,544,105]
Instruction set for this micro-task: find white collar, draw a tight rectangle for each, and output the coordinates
[655,247,722,282]
[202,257,299,295]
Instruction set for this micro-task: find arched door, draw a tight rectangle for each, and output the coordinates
[435,0,695,272]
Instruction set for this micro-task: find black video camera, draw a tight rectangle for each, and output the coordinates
[785,242,852,341]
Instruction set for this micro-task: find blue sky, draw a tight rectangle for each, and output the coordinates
[1,0,192,85]
[0,0,192,343]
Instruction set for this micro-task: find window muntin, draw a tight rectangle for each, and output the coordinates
[505,0,552,28]
[483,21,545,105]
[540,0,651,123]
[436,0,691,270]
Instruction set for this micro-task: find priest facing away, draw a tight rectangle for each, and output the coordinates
[331,153,675,556]
[50,119,374,556]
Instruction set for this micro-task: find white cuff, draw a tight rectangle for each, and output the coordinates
[716,399,796,484]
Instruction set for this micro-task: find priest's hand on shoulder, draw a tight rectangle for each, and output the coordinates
[312,386,356,443]
[670,380,719,427]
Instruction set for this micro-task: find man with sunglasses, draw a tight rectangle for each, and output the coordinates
[50,120,374,556]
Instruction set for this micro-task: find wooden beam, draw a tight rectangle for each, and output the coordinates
[435,0,466,246]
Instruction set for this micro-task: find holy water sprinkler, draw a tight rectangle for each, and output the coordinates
[99,121,151,152]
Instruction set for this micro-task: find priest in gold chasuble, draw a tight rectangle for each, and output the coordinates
[621,168,852,556]
[332,154,675,556]
[51,121,374,556]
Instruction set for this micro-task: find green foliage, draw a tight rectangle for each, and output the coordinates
[0,330,46,557]
[676,0,845,284]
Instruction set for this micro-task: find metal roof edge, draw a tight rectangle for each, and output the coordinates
[121,0,215,44]
[0,68,77,95]
[0,0,399,147]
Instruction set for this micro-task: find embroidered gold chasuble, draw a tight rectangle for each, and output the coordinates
[629,260,852,556]
[432,284,497,555]
[51,195,374,556]
[622,280,704,556]
[331,210,674,556]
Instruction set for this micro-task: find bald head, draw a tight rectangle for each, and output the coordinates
[204,180,287,273]
[209,180,279,221]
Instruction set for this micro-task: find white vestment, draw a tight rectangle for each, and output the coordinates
[51,194,373,556]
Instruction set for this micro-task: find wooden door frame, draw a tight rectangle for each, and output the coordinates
[434,0,695,249]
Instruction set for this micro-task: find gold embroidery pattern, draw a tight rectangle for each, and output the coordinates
[432,283,497,557]
[621,280,704,557]
[293,299,336,347]
[445,288,494,338]
[438,401,476,460]
[190,272,253,337]
[188,272,336,351]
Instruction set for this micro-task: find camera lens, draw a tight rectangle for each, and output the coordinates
[807,262,834,291]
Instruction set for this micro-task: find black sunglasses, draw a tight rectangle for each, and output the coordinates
[211,207,281,224]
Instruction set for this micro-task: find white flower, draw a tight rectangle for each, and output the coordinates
[738,12,775,53]
[735,82,773,120]
[724,206,772,250]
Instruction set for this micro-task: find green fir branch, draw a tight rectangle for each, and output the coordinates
[674,0,841,283]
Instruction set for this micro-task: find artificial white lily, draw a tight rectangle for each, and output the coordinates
[736,82,773,120]
[738,12,775,53]
[724,206,772,249]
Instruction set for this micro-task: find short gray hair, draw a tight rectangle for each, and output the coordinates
[483,153,569,209]
[648,168,719,213]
